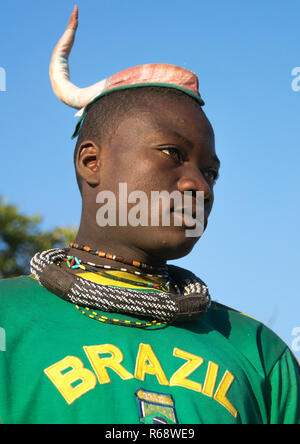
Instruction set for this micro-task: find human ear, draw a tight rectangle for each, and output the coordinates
[75,141,101,186]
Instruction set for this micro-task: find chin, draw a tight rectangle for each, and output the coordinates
[149,226,203,261]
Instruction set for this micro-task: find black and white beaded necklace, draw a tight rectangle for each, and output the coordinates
[30,248,211,329]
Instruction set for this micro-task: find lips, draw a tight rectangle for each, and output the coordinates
[172,196,203,219]
[148,191,208,231]
[171,202,202,228]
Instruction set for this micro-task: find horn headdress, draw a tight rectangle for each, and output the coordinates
[49,6,205,138]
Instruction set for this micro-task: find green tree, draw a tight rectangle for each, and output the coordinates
[0,198,77,279]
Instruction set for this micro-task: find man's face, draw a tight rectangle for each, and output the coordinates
[94,94,220,261]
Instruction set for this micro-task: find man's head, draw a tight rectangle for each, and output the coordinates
[74,86,214,189]
[50,7,220,265]
[74,86,220,262]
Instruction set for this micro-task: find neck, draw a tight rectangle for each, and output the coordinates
[72,225,167,273]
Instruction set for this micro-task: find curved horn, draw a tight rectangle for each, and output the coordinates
[50,5,108,110]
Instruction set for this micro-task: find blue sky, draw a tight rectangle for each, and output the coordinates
[0,0,299,357]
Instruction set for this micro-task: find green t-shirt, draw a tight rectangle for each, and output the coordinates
[0,276,299,424]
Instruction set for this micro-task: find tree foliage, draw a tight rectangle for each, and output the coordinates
[0,199,77,279]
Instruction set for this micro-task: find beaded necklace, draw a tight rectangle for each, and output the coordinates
[69,242,167,274]
[62,247,177,328]
[75,305,167,329]
[63,255,174,293]
[30,248,211,329]
[64,254,168,277]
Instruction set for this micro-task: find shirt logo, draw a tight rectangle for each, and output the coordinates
[135,388,178,424]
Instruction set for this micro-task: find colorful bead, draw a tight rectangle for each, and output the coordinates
[62,252,173,292]
[75,305,167,329]
[69,242,167,274]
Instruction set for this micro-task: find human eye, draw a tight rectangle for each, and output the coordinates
[159,146,184,164]
[203,168,219,185]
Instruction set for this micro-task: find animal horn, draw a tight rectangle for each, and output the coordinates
[49,5,107,110]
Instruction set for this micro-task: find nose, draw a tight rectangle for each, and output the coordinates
[177,167,213,202]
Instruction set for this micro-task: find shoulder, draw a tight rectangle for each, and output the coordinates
[0,275,40,295]
[205,301,295,376]
[0,276,46,309]
[0,275,70,335]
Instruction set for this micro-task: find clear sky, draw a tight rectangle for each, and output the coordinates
[0,0,299,358]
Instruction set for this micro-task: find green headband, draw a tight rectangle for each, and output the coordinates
[72,83,205,139]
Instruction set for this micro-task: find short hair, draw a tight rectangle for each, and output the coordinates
[74,86,205,191]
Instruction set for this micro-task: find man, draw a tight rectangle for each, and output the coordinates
[0,7,299,424]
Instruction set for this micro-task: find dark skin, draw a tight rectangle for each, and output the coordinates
[69,94,220,273]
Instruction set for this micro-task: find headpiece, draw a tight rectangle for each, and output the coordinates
[49,6,205,138]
